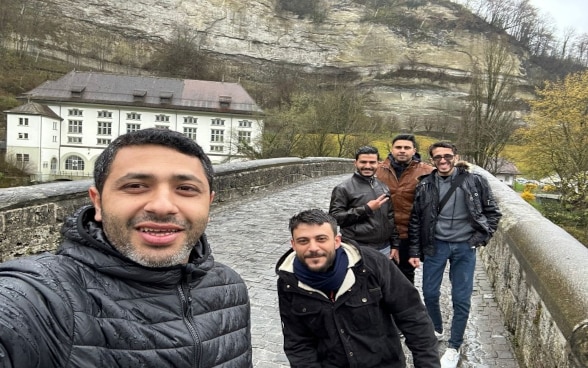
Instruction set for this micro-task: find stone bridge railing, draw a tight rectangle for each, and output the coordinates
[0,158,587,367]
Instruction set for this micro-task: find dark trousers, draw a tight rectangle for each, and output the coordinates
[397,238,416,284]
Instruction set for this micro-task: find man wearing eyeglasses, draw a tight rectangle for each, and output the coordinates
[408,141,502,368]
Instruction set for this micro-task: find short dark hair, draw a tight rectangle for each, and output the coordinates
[289,209,338,237]
[392,134,417,150]
[355,145,379,160]
[93,128,214,194]
[428,141,457,157]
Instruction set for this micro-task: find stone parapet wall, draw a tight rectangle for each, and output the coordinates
[0,157,353,261]
[475,167,588,368]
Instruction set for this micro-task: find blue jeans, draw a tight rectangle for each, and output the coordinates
[422,240,476,350]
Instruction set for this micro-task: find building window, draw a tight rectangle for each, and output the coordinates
[238,120,252,128]
[98,110,112,118]
[97,138,111,145]
[97,121,112,135]
[68,120,83,134]
[65,155,84,171]
[210,145,224,152]
[68,136,82,143]
[211,118,225,126]
[68,108,83,116]
[155,114,170,122]
[53,121,58,130]
[238,131,252,143]
[127,112,141,120]
[154,125,169,130]
[50,158,57,173]
[19,117,29,126]
[18,132,29,139]
[127,123,141,133]
[184,116,197,124]
[52,136,57,142]
[43,161,48,169]
[183,127,197,140]
[16,153,30,162]
[211,129,224,142]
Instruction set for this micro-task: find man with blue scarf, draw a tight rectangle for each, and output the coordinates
[276,209,440,368]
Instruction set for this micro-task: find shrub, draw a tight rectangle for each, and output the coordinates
[520,190,536,202]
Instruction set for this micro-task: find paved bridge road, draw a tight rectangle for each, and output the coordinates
[206,175,519,368]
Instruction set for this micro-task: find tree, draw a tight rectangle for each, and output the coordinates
[521,70,588,210]
[147,25,212,79]
[456,37,520,174]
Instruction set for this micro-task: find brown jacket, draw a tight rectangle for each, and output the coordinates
[376,158,434,239]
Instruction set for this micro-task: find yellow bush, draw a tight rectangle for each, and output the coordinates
[524,183,538,192]
[542,184,557,192]
[521,190,536,202]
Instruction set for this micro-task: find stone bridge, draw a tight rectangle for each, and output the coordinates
[0,157,587,367]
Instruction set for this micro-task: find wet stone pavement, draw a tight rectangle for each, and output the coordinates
[206,175,519,368]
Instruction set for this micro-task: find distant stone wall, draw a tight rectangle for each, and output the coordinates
[0,157,353,261]
[476,168,588,368]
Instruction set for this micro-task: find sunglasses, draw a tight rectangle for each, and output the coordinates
[431,154,455,162]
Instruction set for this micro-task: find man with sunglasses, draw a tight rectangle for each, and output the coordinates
[408,141,502,368]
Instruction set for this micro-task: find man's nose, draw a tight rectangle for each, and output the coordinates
[307,240,321,251]
[144,187,178,214]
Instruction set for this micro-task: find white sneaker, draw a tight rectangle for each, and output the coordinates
[434,330,445,341]
[440,348,460,368]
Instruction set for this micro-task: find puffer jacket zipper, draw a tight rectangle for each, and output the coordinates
[178,272,201,368]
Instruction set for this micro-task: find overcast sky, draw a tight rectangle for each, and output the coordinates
[531,0,588,35]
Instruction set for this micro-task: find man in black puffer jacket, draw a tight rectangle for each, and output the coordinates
[0,129,252,367]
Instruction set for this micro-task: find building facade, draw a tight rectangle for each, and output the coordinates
[5,71,263,182]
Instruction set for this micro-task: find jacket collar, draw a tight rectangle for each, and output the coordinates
[276,243,361,300]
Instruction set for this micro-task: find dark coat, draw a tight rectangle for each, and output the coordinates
[329,172,399,249]
[408,162,502,258]
[276,243,440,368]
[0,206,252,368]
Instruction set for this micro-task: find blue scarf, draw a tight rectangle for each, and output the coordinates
[293,247,349,294]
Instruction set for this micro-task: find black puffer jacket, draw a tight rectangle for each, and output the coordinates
[408,163,502,258]
[329,173,399,249]
[0,206,252,368]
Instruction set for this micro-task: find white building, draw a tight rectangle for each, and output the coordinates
[5,71,264,182]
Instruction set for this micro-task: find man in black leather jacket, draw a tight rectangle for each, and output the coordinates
[329,146,399,258]
[0,129,252,367]
[276,209,440,368]
[408,141,501,368]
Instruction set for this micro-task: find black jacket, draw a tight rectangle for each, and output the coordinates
[0,206,252,368]
[408,162,502,258]
[329,172,399,249]
[276,243,440,368]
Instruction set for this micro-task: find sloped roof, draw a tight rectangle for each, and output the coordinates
[495,158,520,175]
[6,102,63,120]
[20,71,263,115]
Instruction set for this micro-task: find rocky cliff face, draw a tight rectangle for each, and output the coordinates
[30,0,536,127]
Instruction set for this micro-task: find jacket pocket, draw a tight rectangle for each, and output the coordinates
[342,287,384,332]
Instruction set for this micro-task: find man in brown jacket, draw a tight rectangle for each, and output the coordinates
[376,134,433,284]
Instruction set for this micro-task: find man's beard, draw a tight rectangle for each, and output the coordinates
[102,212,207,268]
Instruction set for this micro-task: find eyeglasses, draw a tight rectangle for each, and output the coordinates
[431,154,455,162]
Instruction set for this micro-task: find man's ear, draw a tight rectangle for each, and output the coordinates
[88,186,102,222]
[209,191,215,205]
[335,234,342,249]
